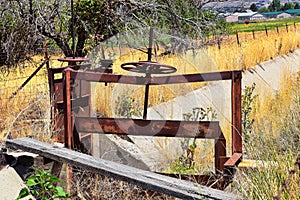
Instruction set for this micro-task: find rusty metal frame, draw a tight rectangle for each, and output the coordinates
[61,68,242,188]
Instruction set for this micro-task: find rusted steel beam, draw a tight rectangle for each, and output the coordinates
[63,68,73,149]
[75,117,222,139]
[231,71,242,154]
[214,130,227,174]
[224,153,242,168]
[69,70,240,85]
[50,64,90,74]
[223,153,242,181]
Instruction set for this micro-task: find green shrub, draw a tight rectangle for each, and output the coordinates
[17,168,70,200]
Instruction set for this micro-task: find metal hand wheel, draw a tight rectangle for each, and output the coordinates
[121,61,177,75]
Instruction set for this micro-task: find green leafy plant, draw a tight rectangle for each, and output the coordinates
[116,94,142,118]
[242,83,257,144]
[167,106,217,174]
[17,168,70,200]
[183,106,217,121]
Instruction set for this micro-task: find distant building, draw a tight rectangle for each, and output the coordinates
[226,15,239,23]
[234,12,266,22]
[262,11,284,19]
[251,13,266,20]
[277,12,292,18]
[285,9,300,16]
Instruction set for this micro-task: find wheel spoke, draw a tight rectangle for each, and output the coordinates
[121,61,177,75]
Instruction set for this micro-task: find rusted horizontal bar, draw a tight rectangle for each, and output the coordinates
[68,69,241,85]
[49,64,90,74]
[75,117,221,139]
[224,153,242,167]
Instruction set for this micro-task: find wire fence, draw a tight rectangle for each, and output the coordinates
[0,54,52,141]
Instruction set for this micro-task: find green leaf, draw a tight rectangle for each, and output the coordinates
[49,176,61,183]
[55,186,71,198]
[16,187,30,200]
[26,178,37,187]
[30,189,38,196]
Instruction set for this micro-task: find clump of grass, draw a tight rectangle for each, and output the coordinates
[71,168,174,200]
[232,74,300,199]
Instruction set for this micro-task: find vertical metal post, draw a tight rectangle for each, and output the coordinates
[143,83,150,120]
[147,28,154,62]
[214,129,227,174]
[63,68,73,193]
[63,68,73,149]
[231,71,242,154]
[143,28,154,120]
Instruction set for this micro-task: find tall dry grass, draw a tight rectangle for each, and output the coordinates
[0,58,52,141]
[232,73,300,199]
[208,24,300,70]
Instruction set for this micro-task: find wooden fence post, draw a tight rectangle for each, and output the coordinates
[286,23,289,33]
[265,25,268,37]
[217,36,221,50]
[252,28,255,39]
[236,30,240,45]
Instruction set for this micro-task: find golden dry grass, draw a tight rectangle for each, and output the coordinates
[208,24,300,70]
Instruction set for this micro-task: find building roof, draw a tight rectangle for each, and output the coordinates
[262,11,283,15]
[285,9,300,14]
[233,12,257,17]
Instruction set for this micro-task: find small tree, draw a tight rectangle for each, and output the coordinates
[258,7,269,13]
[250,3,258,12]
[0,0,226,67]
[268,0,282,11]
[282,2,294,11]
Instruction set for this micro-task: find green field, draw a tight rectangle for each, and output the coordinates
[228,17,300,33]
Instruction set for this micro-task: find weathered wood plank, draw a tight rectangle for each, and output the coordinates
[75,117,222,139]
[51,161,63,177]
[6,138,239,200]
